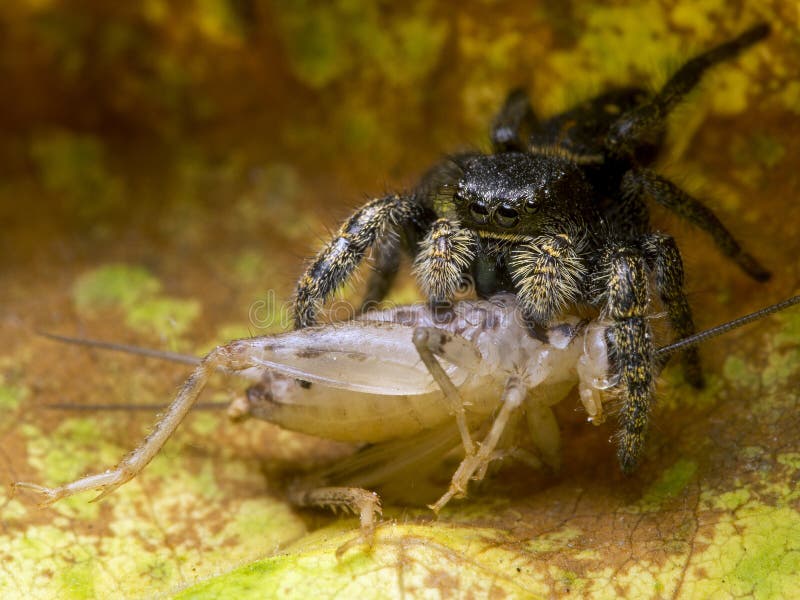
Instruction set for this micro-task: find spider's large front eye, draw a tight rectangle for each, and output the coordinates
[495,204,519,228]
[469,201,490,224]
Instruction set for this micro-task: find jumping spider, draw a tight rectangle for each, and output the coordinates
[292,25,772,473]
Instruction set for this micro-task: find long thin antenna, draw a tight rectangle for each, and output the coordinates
[37,331,201,366]
[656,295,800,358]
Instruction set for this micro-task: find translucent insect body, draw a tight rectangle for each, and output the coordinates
[14,293,800,535]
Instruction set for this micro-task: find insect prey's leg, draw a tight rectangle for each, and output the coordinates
[412,218,477,306]
[288,484,382,536]
[509,232,585,333]
[642,232,703,387]
[412,326,482,456]
[606,23,769,157]
[430,376,527,514]
[12,340,259,504]
[525,400,562,470]
[294,195,426,329]
[603,245,655,473]
[623,169,770,282]
[490,88,538,152]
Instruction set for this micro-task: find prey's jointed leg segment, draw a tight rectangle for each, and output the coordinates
[431,376,528,513]
[13,340,257,504]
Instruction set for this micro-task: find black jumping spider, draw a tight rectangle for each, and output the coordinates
[293,25,772,473]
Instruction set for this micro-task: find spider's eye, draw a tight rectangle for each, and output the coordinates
[523,197,539,214]
[469,201,490,223]
[495,204,519,228]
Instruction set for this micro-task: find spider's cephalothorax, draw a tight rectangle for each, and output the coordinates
[292,24,772,473]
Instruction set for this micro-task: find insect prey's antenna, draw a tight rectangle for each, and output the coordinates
[36,331,226,412]
[656,295,800,359]
[37,331,201,366]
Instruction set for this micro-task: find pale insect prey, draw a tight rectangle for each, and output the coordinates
[14,293,799,536]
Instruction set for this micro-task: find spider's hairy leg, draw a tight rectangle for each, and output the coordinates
[509,232,585,334]
[623,169,770,281]
[431,376,527,513]
[642,232,703,388]
[491,88,538,152]
[294,195,426,329]
[413,218,477,305]
[603,245,655,473]
[606,23,769,155]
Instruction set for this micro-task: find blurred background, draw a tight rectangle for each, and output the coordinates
[1,2,799,598]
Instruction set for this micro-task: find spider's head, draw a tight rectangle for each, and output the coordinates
[444,152,590,236]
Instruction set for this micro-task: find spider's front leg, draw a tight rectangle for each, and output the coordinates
[508,232,585,337]
[294,195,427,329]
[603,244,655,473]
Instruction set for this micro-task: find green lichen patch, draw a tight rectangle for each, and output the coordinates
[72,264,162,313]
[638,459,698,511]
[0,380,27,411]
[71,264,201,337]
[125,297,201,338]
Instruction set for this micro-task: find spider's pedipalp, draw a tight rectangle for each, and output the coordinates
[509,232,585,329]
[413,218,477,305]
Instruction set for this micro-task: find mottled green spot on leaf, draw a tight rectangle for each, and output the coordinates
[72,264,162,313]
[0,382,26,411]
[125,297,201,337]
[640,459,697,510]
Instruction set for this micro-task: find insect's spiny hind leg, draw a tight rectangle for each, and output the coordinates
[603,245,655,473]
[642,232,703,388]
[294,195,426,329]
[288,484,382,537]
[12,340,259,505]
[606,23,770,157]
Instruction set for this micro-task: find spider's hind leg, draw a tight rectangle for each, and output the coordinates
[603,244,656,473]
[606,23,770,157]
[490,88,538,152]
[623,169,770,282]
[642,232,703,388]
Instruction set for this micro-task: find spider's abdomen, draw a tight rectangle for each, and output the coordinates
[530,87,655,161]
